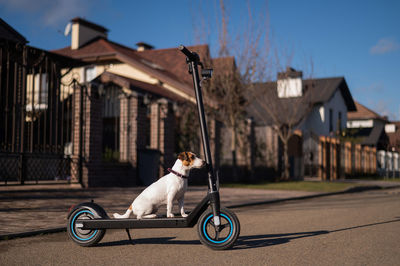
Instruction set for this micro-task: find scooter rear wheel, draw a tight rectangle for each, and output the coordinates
[197,207,240,250]
[67,206,106,247]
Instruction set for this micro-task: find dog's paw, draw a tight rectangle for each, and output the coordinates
[113,213,121,218]
[167,213,175,218]
[181,213,188,218]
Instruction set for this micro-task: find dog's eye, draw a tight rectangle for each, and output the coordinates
[190,155,195,160]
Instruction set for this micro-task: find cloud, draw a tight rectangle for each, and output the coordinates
[355,82,384,93]
[370,37,400,55]
[0,0,92,27]
[368,99,398,121]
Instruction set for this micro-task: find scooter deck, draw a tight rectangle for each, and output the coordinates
[80,216,190,229]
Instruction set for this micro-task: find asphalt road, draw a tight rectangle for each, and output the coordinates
[1,188,399,266]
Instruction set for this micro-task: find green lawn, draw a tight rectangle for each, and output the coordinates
[222,181,362,193]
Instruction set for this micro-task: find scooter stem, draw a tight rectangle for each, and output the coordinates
[179,45,220,222]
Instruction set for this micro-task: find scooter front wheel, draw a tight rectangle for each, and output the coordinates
[197,207,240,250]
[67,204,106,247]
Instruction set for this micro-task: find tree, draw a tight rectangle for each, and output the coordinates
[193,0,271,179]
[193,0,314,180]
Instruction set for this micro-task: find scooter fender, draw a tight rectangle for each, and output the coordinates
[67,202,109,219]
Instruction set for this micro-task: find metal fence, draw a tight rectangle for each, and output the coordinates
[0,38,81,184]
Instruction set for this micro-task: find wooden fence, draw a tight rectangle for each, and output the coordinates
[318,136,376,180]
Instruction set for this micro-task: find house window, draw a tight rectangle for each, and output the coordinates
[329,108,333,133]
[26,73,48,112]
[85,66,97,82]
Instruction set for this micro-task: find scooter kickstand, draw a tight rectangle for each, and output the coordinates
[125,229,134,245]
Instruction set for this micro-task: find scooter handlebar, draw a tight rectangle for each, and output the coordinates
[179,45,198,62]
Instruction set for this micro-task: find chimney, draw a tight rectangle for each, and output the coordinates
[136,42,154,51]
[277,67,303,98]
[71,17,108,50]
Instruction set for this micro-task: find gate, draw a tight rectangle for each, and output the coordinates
[0,39,83,185]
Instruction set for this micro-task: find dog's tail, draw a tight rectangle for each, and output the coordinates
[113,205,133,219]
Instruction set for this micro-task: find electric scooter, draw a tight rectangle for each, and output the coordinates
[67,45,240,250]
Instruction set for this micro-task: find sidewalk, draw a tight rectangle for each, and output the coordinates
[0,181,399,239]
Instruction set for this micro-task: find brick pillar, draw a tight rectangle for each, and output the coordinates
[150,99,175,176]
[71,84,102,187]
[120,94,146,166]
[318,137,322,180]
[318,136,325,180]
[345,142,352,176]
[71,83,81,184]
[119,96,129,162]
[355,144,361,174]
[372,147,377,174]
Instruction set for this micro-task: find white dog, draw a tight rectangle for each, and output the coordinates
[113,152,205,219]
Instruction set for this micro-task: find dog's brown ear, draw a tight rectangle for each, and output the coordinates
[178,152,191,166]
[178,152,187,161]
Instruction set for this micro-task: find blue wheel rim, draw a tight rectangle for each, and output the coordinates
[202,213,233,244]
[71,210,98,241]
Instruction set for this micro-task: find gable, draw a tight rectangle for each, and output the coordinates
[0,18,28,44]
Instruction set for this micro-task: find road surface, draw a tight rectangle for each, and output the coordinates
[1,188,399,265]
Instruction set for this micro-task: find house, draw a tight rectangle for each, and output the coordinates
[52,17,221,187]
[346,101,389,150]
[247,67,356,179]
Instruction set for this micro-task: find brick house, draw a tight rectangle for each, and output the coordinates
[52,17,220,187]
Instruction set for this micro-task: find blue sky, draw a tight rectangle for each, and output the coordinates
[1,0,399,120]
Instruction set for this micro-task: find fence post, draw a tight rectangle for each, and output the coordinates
[18,153,26,184]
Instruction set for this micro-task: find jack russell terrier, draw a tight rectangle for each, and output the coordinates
[113,152,205,219]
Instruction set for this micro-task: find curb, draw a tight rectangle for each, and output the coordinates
[226,184,398,209]
[1,184,399,241]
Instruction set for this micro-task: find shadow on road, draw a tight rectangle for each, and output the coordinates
[235,218,400,250]
[234,231,329,250]
[329,218,400,233]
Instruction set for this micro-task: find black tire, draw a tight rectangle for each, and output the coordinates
[67,206,106,247]
[197,207,240,250]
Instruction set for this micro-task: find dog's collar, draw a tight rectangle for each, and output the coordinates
[168,168,188,179]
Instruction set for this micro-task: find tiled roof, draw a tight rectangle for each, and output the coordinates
[136,44,211,86]
[0,18,28,43]
[52,37,130,59]
[347,101,387,121]
[97,72,185,102]
[360,122,386,146]
[248,77,356,126]
[52,39,211,100]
